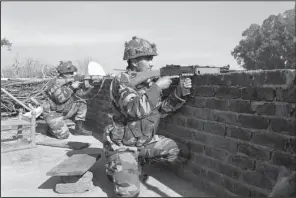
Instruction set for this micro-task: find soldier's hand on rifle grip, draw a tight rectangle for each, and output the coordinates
[84,80,93,89]
[176,77,192,97]
[71,81,81,89]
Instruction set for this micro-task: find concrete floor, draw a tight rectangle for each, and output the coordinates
[1,130,210,197]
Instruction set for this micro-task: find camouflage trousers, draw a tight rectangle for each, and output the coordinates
[61,101,87,121]
[103,134,180,197]
[45,101,87,139]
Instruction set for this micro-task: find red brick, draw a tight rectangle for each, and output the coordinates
[205,146,229,161]
[250,187,269,197]
[206,170,223,186]
[227,154,255,170]
[215,87,241,99]
[251,72,267,86]
[265,70,287,85]
[178,105,196,117]
[271,151,296,170]
[189,170,233,196]
[251,102,276,115]
[270,118,296,136]
[242,171,273,190]
[166,124,193,139]
[251,132,289,151]
[255,162,280,181]
[189,141,205,154]
[226,126,252,141]
[275,103,293,117]
[194,133,237,154]
[206,98,228,111]
[228,99,251,113]
[202,75,224,86]
[237,142,271,161]
[194,153,219,170]
[237,114,269,130]
[211,136,238,153]
[166,115,187,127]
[186,117,204,131]
[194,86,216,97]
[187,96,207,108]
[192,165,207,178]
[286,136,296,153]
[276,86,296,103]
[242,87,275,101]
[193,107,215,121]
[213,111,238,125]
[222,176,251,197]
[192,130,210,143]
[203,122,225,136]
[223,72,253,86]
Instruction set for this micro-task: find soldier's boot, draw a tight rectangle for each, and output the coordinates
[72,120,92,136]
[138,160,149,183]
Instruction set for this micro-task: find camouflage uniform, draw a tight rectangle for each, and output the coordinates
[103,62,187,196]
[43,61,91,139]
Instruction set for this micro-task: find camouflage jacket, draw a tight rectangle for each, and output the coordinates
[109,71,186,147]
[44,77,89,113]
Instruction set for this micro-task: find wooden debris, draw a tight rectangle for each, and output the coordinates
[1,88,32,111]
[1,78,50,119]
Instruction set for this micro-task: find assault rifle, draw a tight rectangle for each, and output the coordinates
[55,61,107,88]
[55,75,103,88]
[129,65,199,96]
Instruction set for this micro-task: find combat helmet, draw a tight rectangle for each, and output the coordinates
[123,36,158,60]
[56,61,77,74]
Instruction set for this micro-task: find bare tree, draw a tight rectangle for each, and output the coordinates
[1,38,12,51]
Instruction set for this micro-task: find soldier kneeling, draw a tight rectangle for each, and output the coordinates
[42,61,93,139]
[103,36,192,197]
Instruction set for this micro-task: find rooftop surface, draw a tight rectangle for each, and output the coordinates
[1,128,211,197]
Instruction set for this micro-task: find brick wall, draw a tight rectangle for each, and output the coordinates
[86,79,113,136]
[86,69,296,197]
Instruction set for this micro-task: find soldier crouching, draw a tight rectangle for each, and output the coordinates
[42,61,93,139]
[103,36,192,197]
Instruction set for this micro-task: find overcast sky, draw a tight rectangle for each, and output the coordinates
[1,1,294,74]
